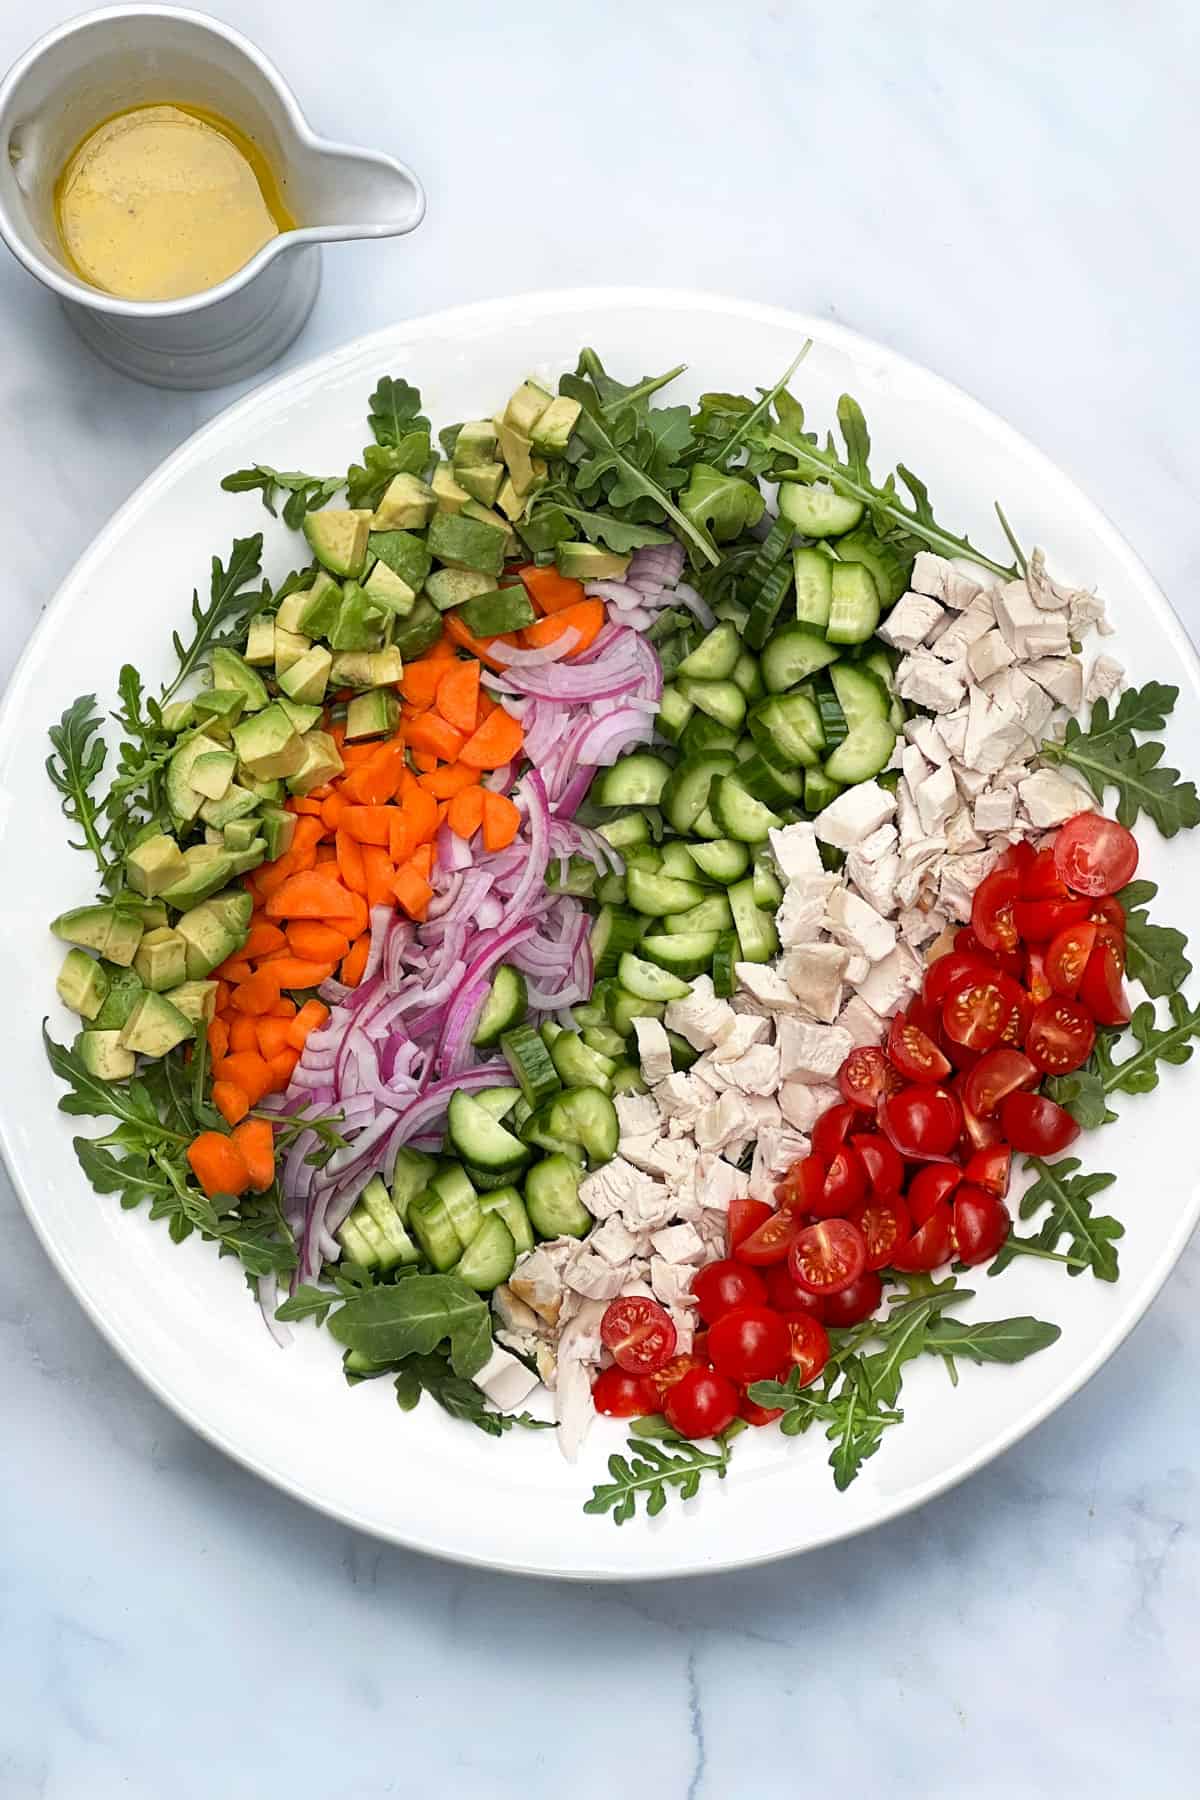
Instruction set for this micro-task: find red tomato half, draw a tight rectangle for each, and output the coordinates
[600,1296,677,1374]
[808,1145,867,1220]
[839,1045,900,1110]
[888,1011,952,1083]
[812,1103,859,1162]
[964,1144,1012,1198]
[1013,897,1092,942]
[781,1312,831,1385]
[907,1162,961,1225]
[776,1155,827,1216]
[727,1197,772,1252]
[1054,812,1139,897]
[708,1306,791,1385]
[953,1185,1012,1266]
[739,1390,783,1426]
[890,1204,954,1273]
[735,1209,805,1266]
[788,1219,868,1296]
[764,1265,827,1317]
[1026,997,1096,1075]
[1079,934,1132,1027]
[943,976,1009,1051]
[999,1092,1081,1154]
[649,1353,706,1401]
[971,864,1021,955]
[1045,921,1098,997]
[1025,946,1053,1005]
[1021,844,1070,901]
[924,950,992,1010]
[591,1367,658,1418]
[851,1195,913,1270]
[879,1085,962,1159]
[691,1258,768,1324]
[962,1047,1039,1118]
[664,1366,739,1439]
[1090,897,1127,933]
[850,1132,905,1197]
[820,1270,884,1326]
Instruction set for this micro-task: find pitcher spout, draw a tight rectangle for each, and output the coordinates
[292,141,425,240]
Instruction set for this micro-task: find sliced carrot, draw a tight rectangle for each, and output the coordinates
[388,809,413,864]
[188,1130,250,1198]
[287,999,330,1049]
[212,1054,274,1105]
[243,920,288,960]
[269,997,298,1020]
[290,797,323,817]
[266,1049,299,1091]
[459,706,524,771]
[231,1118,276,1192]
[362,844,396,910]
[262,955,338,989]
[321,791,348,833]
[287,920,351,962]
[342,740,407,805]
[335,830,368,895]
[481,788,522,851]
[425,632,455,660]
[338,740,380,768]
[442,611,518,673]
[265,871,358,921]
[418,760,480,800]
[447,783,485,839]
[329,721,347,748]
[305,784,335,802]
[212,1080,250,1127]
[216,957,255,985]
[475,691,498,722]
[214,980,233,1013]
[229,1014,260,1053]
[409,843,434,881]
[523,598,605,656]
[315,847,338,866]
[400,660,445,708]
[391,864,433,921]
[341,933,371,985]
[409,782,440,845]
[290,815,325,854]
[412,749,440,774]
[255,1015,295,1061]
[341,805,393,848]
[435,800,450,828]
[517,564,587,616]
[207,1018,230,1060]
[230,968,282,1017]
[406,712,465,761]
[435,658,481,734]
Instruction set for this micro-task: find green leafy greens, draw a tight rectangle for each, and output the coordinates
[219,465,343,529]
[46,695,110,878]
[990,1157,1124,1282]
[583,1427,737,1523]
[1040,682,1200,836]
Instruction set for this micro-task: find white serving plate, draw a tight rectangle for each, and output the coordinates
[3,289,1199,1580]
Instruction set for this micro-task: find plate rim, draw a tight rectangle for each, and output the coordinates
[4,284,1200,1580]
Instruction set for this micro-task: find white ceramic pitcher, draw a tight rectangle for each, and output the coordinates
[0,6,426,388]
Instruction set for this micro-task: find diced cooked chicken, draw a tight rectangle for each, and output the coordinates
[615,1092,660,1140]
[1069,588,1112,638]
[1085,654,1124,706]
[781,943,850,1021]
[654,1070,718,1126]
[510,1243,572,1324]
[779,1078,839,1132]
[767,821,822,881]
[695,1153,744,1212]
[693,1090,754,1152]
[967,628,1016,683]
[825,886,897,963]
[931,599,995,663]
[554,1299,607,1462]
[911,551,987,611]
[492,1282,544,1338]
[735,961,803,1012]
[776,1017,853,1082]
[896,906,948,951]
[993,578,1044,658]
[664,975,736,1051]
[633,1016,674,1084]
[565,1249,634,1301]
[1017,768,1093,828]
[710,1012,771,1060]
[587,1215,644,1267]
[813,780,895,850]
[973,787,1017,834]
[878,589,946,651]
[650,1255,701,1313]
[718,1043,781,1095]
[855,943,923,1016]
[579,1156,667,1224]
[837,993,885,1047]
[895,652,967,714]
[914,762,958,837]
[905,717,951,767]
[650,1222,706,1264]
[962,686,1035,775]
[475,1345,542,1412]
[777,873,839,946]
[847,846,900,918]
[1025,656,1084,711]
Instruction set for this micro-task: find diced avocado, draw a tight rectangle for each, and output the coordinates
[368,530,432,592]
[504,381,553,436]
[125,834,187,897]
[119,990,193,1058]
[50,904,142,966]
[111,888,168,928]
[260,806,297,862]
[279,644,332,704]
[424,567,495,612]
[77,1029,136,1082]
[303,508,372,579]
[210,647,269,711]
[244,614,276,666]
[295,570,343,638]
[286,731,344,795]
[222,817,260,853]
[177,902,245,979]
[206,888,254,936]
[160,699,195,733]
[227,837,267,876]
[346,689,401,740]
[277,698,323,734]
[133,926,189,992]
[56,949,109,1021]
[530,395,582,457]
[363,559,416,618]
[391,598,444,658]
[204,827,225,847]
[329,647,404,690]
[232,703,305,779]
[432,462,470,514]
[164,979,218,1025]
[330,583,385,652]
[191,688,246,735]
[93,966,145,1030]
[495,419,538,496]
[166,731,226,825]
[190,750,236,802]
[370,474,436,531]
[199,784,260,829]
[427,511,506,578]
[242,773,284,802]
[458,461,505,507]
[453,419,500,468]
[556,542,632,581]
[160,846,237,909]
[274,589,310,634]
[496,476,525,522]
[274,627,311,678]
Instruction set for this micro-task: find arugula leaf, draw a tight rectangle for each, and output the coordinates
[1042,1066,1116,1130]
[43,1026,186,1142]
[397,1352,556,1438]
[1040,682,1200,836]
[922,1315,1061,1371]
[162,536,264,702]
[368,376,430,448]
[750,1362,902,1489]
[1096,995,1200,1099]
[524,494,672,555]
[220,464,343,530]
[990,1156,1123,1281]
[583,1429,735,1523]
[326,1273,491,1377]
[1115,879,1192,995]
[694,346,811,476]
[275,1284,338,1326]
[345,431,434,510]
[46,695,111,877]
[679,463,766,543]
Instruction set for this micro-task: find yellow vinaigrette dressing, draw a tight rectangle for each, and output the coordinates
[55,102,295,301]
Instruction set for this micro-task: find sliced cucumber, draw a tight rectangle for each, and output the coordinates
[594,753,672,808]
[728,878,780,964]
[663,894,733,934]
[524,1154,593,1239]
[595,872,628,906]
[479,1185,534,1256]
[656,683,694,744]
[712,931,738,997]
[475,1086,521,1121]
[520,1103,587,1163]
[835,528,912,607]
[677,677,747,731]
[606,987,664,1036]
[675,620,741,680]
[679,715,740,757]
[710,776,783,845]
[752,855,784,909]
[390,1146,437,1221]
[658,841,702,883]
[597,813,651,851]
[626,867,707,917]
[777,480,865,538]
[686,838,751,884]
[735,752,806,809]
[743,555,795,654]
[582,1023,628,1059]
[640,931,719,979]
[617,952,692,1003]
[407,1191,463,1272]
[472,963,528,1047]
[792,546,834,630]
[805,768,843,812]
[660,752,736,835]
[500,1024,562,1106]
[827,562,880,645]
[762,624,841,693]
[863,648,907,731]
[830,660,893,729]
[815,679,849,750]
[430,1165,484,1245]
[666,1028,700,1071]
[546,1086,620,1167]
[691,804,723,841]
[550,1031,617,1092]
[447,1091,531,1173]
[610,1062,649,1095]
[590,905,646,980]
[455,1213,517,1291]
[732,652,765,701]
[823,717,897,785]
[748,693,823,769]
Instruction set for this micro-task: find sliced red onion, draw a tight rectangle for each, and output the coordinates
[585,580,649,609]
[257,1273,290,1348]
[629,542,686,588]
[575,706,660,766]
[486,627,581,667]
[670,580,715,630]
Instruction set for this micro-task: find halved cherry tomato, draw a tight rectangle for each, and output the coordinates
[995,838,1036,879]
[788,1218,868,1296]
[999,1091,1080,1154]
[764,1265,828,1316]
[838,1045,900,1109]
[727,1197,773,1253]
[971,864,1021,954]
[957,925,1022,981]
[691,1258,767,1324]
[943,976,1009,1051]
[963,1047,1039,1118]
[1045,921,1098,997]
[781,1313,831,1384]
[851,1195,913,1270]
[996,975,1033,1046]
[906,995,946,1043]
[887,1011,951,1083]
[849,1132,905,1197]
[811,1103,858,1162]
[879,1085,962,1159]
[1025,945,1053,1004]
[1021,844,1070,901]
[1079,934,1132,1026]
[664,1366,739,1439]
[890,1204,954,1273]
[1026,997,1096,1075]
[775,1155,828,1215]
[734,1208,805,1266]
[820,1270,884,1326]
[708,1306,791,1384]
[907,1163,961,1225]
[952,1072,1006,1152]
[591,1367,658,1417]
[1089,897,1127,933]
[1013,897,1092,942]
[953,1185,1012,1266]
[650,1353,706,1401]
[964,1144,1012,1198]
[1054,811,1139,897]
[600,1296,677,1374]
[809,1145,867,1220]
[924,950,992,1010]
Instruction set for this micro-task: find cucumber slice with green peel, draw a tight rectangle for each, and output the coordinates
[519,1104,587,1162]
[663,894,734,934]
[475,1086,522,1122]
[823,717,898,785]
[546,1085,620,1166]
[830,660,893,729]
[666,1029,700,1072]
[454,1213,517,1291]
[735,752,806,809]
[656,683,694,744]
[597,813,651,851]
[594,753,672,808]
[590,905,646,980]
[390,1146,437,1221]
[710,776,784,845]
[728,879,780,964]
[762,624,841,693]
[660,751,736,835]
[524,1154,593,1239]
[430,1165,484,1244]
[752,855,784,908]
[815,680,849,750]
[743,555,795,653]
[626,867,707,916]
[712,931,738,997]
[748,693,824,768]
[623,844,662,872]
[463,1161,527,1193]
[617,952,692,1003]
[479,1186,534,1256]
[677,677,746,731]
[639,931,720,979]
[447,1091,531,1173]
[863,649,907,731]
[582,1023,628,1060]
[793,546,834,630]
[691,805,723,840]
[550,1031,617,1092]
[407,1191,463,1272]
[827,562,881,645]
[658,841,702,883]
[675,621,741,680]
[834,528,912,607]
[573,1001,606,1029]
[805,768,843,812]
[500,1024,561,1106]
[547,855,598,898]
[679,715,740,757]
[606,987,665,1035]
[686,838,751,884]
[595,872,627,906]
[732,652,765,700]
[472,963,528,1047]
[539,1019,564,1048]
[777,481,865,538]
[610,1062,649,1096]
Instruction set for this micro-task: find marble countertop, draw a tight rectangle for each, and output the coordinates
[3,2,1199,1793]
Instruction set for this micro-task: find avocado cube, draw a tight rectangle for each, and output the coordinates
[117,892,168,927]
[303,508,372,580]
[459,461,505,508]
[50,904,141,966]
[391,598,445,659]
[119,991,193,1059]
[296,570,344,638]
[504,381,553,436]
[160,699,195,733]
[363,560,416,618]
[494,418,537,493]
[278,644,332,705]
[166,731,227,826]
[453,420,499,469]
[92,966,145,1030]
[431,462,470,515]
[160,846,238,909]
[243,614,276,666]
[276,698,322,735]
[260,806,297,862]
[199,784,260,829]
[496,476,526,523]
[242,774,284,802]
[134,926,189,992]
[227,837,268,876]
[210,647,269,711]
[191,750,237,802]
[126,834,188,897]
[367,530,432,593]
[164,979,218,1026]
[346,689,401,741]
[530,396,582,457]
[56,949,110,1021]
[329,647,404,691]
[286,731,344,796]
[330,584,385,652]
[426,512,506,579]
[222,817,260,853]
[233,703,305,779]
[274,627,311,679]
[206,888,254,937]
[77,1029,136,1082]
[424,567,493,612]
[177,902,244,979]
[192,688,246,734]
[371,474,436,531]
[274,589,310,634]
[556,541,632,581]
